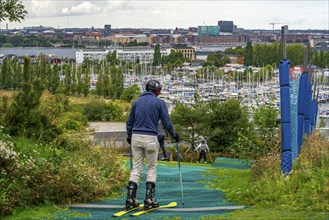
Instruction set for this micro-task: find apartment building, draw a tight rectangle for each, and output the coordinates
[76,49,109,64]
[148,34,172,45]
[76,47,171,64]
[116,47,171,63]
[109,34,148,44]
[309,35,329,47]
[171,47,196,61]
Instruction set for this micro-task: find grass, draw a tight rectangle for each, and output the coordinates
[202,208,329,220]
[203,134,329,219]
[2,205,64,220]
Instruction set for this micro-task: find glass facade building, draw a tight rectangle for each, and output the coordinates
[197,26,219,37]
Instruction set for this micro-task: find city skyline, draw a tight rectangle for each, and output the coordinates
[2,0,329,30]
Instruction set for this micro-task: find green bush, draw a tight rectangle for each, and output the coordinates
[120,84,141,102]
[0,138,21,216]
[53,133,90,151]
[103,102,124,121]
[52,147,127,203]
[0,135,128,217]
[83,100,105,121]
[57,112,88,133]
[82,100,124,122]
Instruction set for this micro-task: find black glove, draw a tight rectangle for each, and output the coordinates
[127,137,131,145]
[173,133,180,143]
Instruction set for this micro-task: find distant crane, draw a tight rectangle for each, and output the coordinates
[270,22,285,31]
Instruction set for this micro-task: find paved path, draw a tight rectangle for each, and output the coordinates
[88,122,126,133]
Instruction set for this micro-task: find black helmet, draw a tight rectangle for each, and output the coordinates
[145,80,162,96]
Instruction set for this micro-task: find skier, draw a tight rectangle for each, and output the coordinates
[195,139,209,164]
[126,79,179,211]
[158,120,169,161]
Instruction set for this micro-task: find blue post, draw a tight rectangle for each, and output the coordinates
[304,83,312,135]
[279,60,292,175]
[310,99,317,134]
[297,73,308,153]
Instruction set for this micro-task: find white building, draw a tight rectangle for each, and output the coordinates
[76,49,109,64]
[115,47,171,64]
[76,47,171,64]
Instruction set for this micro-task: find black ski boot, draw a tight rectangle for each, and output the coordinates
[125,181,139,210]
[144,181,159,210]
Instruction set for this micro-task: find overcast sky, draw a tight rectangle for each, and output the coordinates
[3,0,329,30]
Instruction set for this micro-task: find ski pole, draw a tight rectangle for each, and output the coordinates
[176,141,185,206]
[129,144,133,170]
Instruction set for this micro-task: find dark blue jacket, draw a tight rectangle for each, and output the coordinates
[126,91,175,138]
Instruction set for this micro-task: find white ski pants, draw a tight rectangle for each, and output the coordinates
[129,134,159,183]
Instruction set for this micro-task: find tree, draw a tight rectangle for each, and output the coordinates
[171,103,208,150]
[152,44,161,66]
[82,64,90,97]
[120,84,141,102]
[0,0,27,22]
[70,64,77,95]
[102,63,110,97]
[244,41,253,66]
[96,70,104,98]
[0,58,15,89]
[51,64,61,94]
[106,51,118,65]
[205,99,252,152]
[12,58,22,90]
[204,52,230,67]
[109,65,124,99]
[253,103,279,157]
[162,51,185,68]
[6,57,47,139]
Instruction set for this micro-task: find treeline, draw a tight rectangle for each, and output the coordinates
[0,53,124,99]
[0,34,114,48]
[0,34,77,48]
[225,41,329,68]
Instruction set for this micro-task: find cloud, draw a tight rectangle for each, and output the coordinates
[152,10,162,15]
[62,8,70,15]
[13,0,329,30]
[70,1,101,15]
[25,0,60,17]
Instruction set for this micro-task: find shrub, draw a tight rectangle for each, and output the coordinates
[83,100,106,121]
[57,112,88,133]
[0,135,129,217]
[0,132,21,215]
[120,84,141,102]
[103,102,124,121]
[52,147,127,203]
[53,133,91,151]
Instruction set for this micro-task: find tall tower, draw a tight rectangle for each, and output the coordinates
[218,21,234,33]
[104,24,112,37]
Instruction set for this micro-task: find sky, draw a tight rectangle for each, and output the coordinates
[3,0,329,30]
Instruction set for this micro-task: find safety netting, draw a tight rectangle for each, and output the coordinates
[58,159,247,220]
[290,79,299,159]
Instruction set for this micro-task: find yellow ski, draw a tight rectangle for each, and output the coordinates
[112,204,143,217]
[130,202,177,217]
